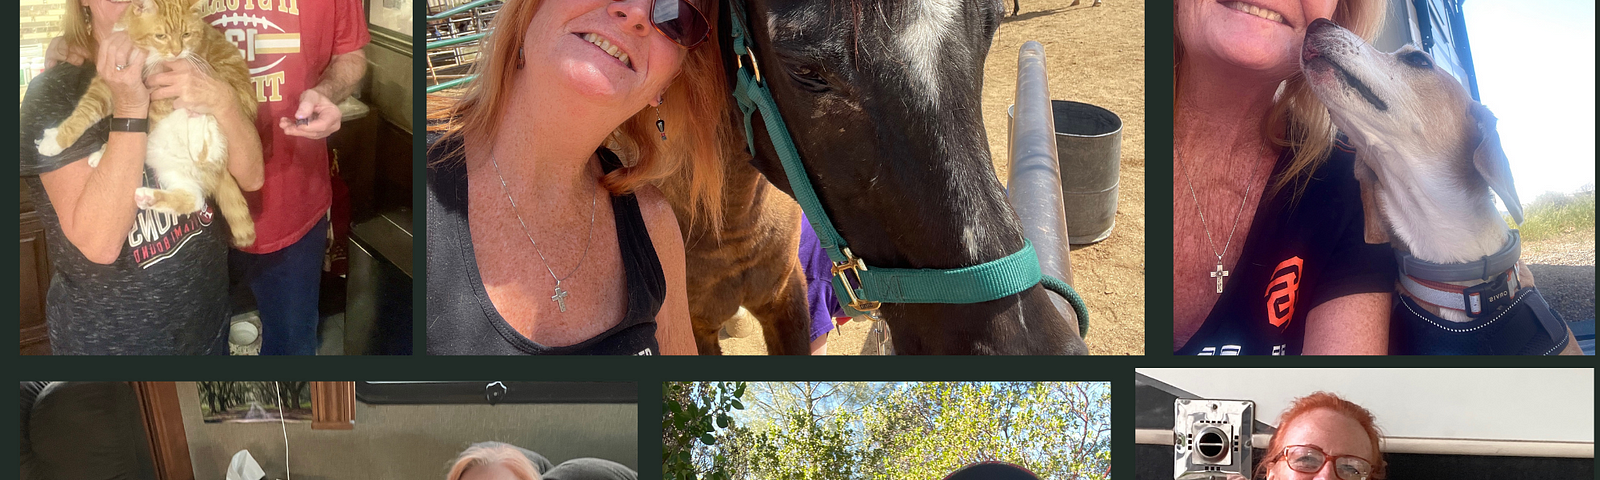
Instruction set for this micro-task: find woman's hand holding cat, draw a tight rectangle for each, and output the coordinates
[97,32,149,118]
[147,60,238,116]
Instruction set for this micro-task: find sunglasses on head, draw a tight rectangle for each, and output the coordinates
[1278,445,1374,480]
[650,0,711,48]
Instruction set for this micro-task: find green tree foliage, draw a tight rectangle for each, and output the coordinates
[716,383,878,480]
[675,382,1110,480]
[862,383,1111,480]
[664,381,747,480]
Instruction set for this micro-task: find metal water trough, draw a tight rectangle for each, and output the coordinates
[1008,98,1122,245]
[1005,41,1077,327]
[1051,100,1121,244]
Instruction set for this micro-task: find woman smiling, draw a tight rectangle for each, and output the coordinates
[426,0,729,355]
[1172,0,1393,355]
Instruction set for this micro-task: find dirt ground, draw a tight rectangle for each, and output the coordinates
[721,0,1146,355]
[1522,231,1597,323]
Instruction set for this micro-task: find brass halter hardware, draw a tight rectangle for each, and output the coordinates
[737,49,763,84]
[830,247,882,312]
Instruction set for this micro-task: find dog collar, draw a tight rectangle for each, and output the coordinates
[1396,230,1521,282]
[1400,267,1520,318]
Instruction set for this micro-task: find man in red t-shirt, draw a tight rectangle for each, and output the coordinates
[206,0,370,355]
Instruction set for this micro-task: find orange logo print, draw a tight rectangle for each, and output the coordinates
[1264,257,1303,327]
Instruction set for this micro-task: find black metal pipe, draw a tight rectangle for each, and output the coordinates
[1006,41,1078,333]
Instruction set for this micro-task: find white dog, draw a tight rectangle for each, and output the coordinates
[1300,18,1579,355]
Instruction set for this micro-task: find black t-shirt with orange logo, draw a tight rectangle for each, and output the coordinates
[1177,140,1397,355]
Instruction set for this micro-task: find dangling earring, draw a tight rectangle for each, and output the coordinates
[655,106,667,141]
[516,45,526,69]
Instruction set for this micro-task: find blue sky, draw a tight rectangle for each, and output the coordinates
[1465,0,1596,201]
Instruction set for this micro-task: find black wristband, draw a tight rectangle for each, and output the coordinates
[110,117,148,133]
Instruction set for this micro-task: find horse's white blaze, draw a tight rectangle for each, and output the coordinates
[900,0,960,109]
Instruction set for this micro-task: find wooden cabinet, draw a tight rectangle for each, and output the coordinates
[20,180,52,355]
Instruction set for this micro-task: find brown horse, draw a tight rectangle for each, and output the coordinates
[660,155,812,355]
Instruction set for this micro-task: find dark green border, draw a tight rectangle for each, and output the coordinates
[7,3,1596,480]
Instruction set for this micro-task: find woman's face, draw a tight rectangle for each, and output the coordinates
[1177,0,1338,76]
[82,0,133,39]
[526,0,689,109]
[1266,408,1376,480]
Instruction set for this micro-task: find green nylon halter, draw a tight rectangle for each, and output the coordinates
[724,2,1088,333]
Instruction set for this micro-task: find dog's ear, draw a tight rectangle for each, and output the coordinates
[1470,102,1524,224]
[1353,152,1391,244]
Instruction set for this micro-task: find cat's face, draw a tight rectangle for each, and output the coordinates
[118,0,209,66]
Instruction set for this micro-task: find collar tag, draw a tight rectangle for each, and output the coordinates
[1461,272,1511,318]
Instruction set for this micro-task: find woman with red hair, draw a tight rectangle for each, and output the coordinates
[1256,392,1386,480]
[426,0,732,355]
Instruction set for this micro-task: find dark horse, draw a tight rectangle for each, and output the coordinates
[717,0,1088,354]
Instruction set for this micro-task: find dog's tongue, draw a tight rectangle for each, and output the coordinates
[1303,42,1322,61]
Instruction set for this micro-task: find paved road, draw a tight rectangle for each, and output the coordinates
[1527,264,1596,322]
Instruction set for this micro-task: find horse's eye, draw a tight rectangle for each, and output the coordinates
[789,65,829,92]
[1401,51,1432,69]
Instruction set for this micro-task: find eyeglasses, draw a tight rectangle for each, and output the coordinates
[650,0,710,48]
[1277,445,1374,480]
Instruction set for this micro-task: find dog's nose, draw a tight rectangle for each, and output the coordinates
[1308,17,1338,34]
[1303,18,1342,61]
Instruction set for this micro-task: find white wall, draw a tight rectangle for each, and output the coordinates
[1139,368,1594,443]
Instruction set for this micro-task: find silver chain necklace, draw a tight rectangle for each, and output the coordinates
[488,153,598,312]
[1179,147,1262,294]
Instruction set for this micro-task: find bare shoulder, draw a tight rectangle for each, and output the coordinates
[632,185,684,255]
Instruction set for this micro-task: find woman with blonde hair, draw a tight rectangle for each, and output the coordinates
[1172,0,1395,355]
[448,443,542,480]
[447,442,638,480]
[19,0,263,355]
[1256,392,1385,480]
[426,0,731,355]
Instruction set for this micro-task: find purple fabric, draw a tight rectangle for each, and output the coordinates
[799,214,845,341]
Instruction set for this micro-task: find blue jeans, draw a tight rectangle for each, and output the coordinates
[231,217,328,355]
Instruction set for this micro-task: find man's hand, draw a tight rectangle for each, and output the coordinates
[278,89,342,139]
[44,36,90,69]
[146,60,239,115]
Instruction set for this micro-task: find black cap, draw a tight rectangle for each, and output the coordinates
[942,462,1044,480]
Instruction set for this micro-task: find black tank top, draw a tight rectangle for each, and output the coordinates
[425,133,663,355]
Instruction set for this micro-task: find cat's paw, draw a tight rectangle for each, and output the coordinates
[86,147,105,168]
[36,128,64,156]
[134,187,158,210]
[231,226,255,248]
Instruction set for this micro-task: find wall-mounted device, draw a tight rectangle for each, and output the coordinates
[1174,398,1254,479]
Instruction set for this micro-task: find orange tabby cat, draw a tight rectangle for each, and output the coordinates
[36,0,257,247]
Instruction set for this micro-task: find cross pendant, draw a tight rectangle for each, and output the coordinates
[551,283,569,312]
[1210,262,1229,294]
